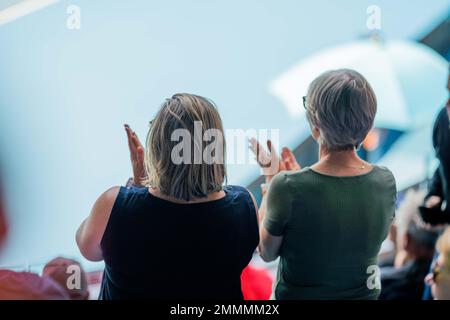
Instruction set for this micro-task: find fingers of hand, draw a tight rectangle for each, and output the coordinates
[281,147,301,170]
[137,146,145,162]
[131,130,143,149]
[281,148,290,169]
[125,124,137,160]
[124,124,133,146]
[267,140,278,160]
[249,138,258,156]
[249,138,270,166]
[426,196,441,208]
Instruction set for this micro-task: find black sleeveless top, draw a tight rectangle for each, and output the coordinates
[99,185,259,300]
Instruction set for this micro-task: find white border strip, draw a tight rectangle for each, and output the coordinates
[0,0,60,26]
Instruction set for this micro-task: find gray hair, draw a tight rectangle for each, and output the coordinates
[305,69,377,151]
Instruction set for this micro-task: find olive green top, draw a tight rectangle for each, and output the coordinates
[264,165,396,300]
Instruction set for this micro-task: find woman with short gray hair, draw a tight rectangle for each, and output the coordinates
[252,69,397,299]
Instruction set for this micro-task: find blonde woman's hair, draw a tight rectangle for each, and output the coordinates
[143,93,226,201]
[306,69,377,151]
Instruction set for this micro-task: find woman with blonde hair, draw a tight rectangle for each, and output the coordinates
[252,69,397,299]
[76,93,259,299]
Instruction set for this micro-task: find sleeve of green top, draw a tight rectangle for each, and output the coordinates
[263,172,292,236]
[388,169,397,221]
[380,165,397,221]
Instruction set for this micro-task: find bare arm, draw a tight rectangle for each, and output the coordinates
[76,124,146,261]
[248,138,300,263]
[246,188,282,262]
[257,186,283,262]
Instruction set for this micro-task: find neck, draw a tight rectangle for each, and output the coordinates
[149,187,225,204]
[318,145,362,165]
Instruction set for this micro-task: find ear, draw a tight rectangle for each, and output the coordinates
[311,126,321,140]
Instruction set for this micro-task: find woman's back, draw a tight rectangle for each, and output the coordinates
[100,185,259,299]
[264,165,396,299]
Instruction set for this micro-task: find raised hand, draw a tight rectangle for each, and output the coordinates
[124,124,146,186]
[425,196,442,209]
[249,138,284,182]
[281,147,301,171]
[249,138,301,183]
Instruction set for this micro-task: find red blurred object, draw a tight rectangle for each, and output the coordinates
[0,193,7,249]
[240,265,273,300]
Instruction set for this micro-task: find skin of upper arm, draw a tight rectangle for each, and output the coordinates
[76,186,120,262]
[246,187,283,262]
[259,226,283,262]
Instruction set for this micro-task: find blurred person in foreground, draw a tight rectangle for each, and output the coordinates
[381,189,427,269]
[422,70,450,299]
[379,217,438,300]
[43,257,89,300]
[76,93,259,299]
[0,177,68,300]
[425,226,450,300]
[251,69,397,299]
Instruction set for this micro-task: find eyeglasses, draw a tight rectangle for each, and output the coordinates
[302,96,307,110]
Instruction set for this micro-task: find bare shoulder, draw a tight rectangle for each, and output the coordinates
[98,186,121,203]
[91,186,121,220]
[76,186,121,261]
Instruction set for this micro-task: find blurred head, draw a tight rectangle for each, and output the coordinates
[305,69,377,151]
[43,257,89,300]
[427,227,450,300]
[144,93,226,201]
[447,68,449,92]
[394,189,424,252]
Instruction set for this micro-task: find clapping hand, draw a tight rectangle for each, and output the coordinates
[124,124,146,186]
[425,196,442,209]
[249,138,300,183]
